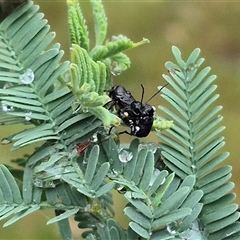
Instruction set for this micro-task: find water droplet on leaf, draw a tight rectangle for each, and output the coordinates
[90,190,96,197]
[90,133,98,143]
[1,138,12,145]
[118,148,133,163]
[160,177,166,185]
[167,224,177,235]
[44,181,56,188]
[138,142,158,153]
[168,68,180,75]
[138,143,148,151]
[187,63,198,71]
[25,111,32,121]
[3,83,13,89]
[33,177,56,188]
[147,142,158,153]
[117,185,126,194]
[2,103,14,112]
[19,69,34,84]
[191,164,196,169]
[97,222,105,228]
[112,169,119,175]
[149,169,161,186]
[33,177,44,188]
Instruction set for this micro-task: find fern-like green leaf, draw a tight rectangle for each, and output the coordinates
[0,165,22,204]
[102,139,204,238]
[158,46,240,239]
[90,0,107,46]
[3,205,40,227]
[0,164,41,227]
[0,1,73,150]
[54,209,73,240]
[68,0,89,51]
[90,36,149,61]
[1,1,238,239]
[47,208,80,225]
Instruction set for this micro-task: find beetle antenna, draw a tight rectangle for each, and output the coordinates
[140,84,145,105]
[146,83,169,103]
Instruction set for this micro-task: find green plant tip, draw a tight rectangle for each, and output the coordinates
[153,119,174,131]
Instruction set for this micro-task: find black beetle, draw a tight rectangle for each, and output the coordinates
[108,84,167,137]
[108,85,135,111]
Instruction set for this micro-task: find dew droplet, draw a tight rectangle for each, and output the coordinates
[138,143,148,151]
[2,103,14,112]
[1,138,12,145]
[149,169,161,186]
[147,142,158,153]
[117,185,126,194]
[160,177,166,185]
[33,177,44,188]
[89,190,96,197]
[90,133,98,143]
[112,169,119,175]
[97,222,105,228]
[138,142,158,153]
[118,148,133,163]
[187,63,198,71]
[19,69,34,84]
[44,181,56,188]
[168,68,180,75]
[181,220,202,239]
[191,164,196,169]
[25,111,32,121]
[3,82,13,89]
[167,224,177,235]
[33,176,58,188]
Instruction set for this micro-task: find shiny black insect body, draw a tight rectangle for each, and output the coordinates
[108,84,167,137]
[127,101,154,137]
[108,86,135,112]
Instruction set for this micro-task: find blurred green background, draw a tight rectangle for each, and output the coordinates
[1,0,240,239]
